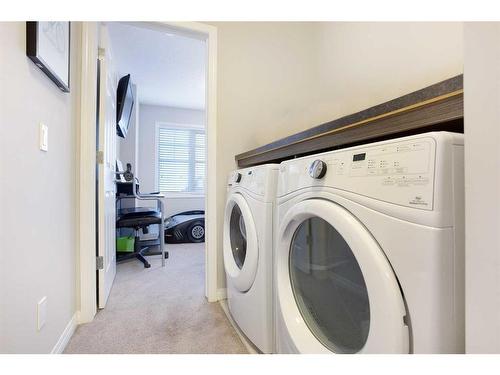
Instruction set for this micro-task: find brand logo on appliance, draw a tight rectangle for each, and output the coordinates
[409,196,428,206]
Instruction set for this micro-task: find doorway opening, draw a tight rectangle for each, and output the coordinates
[95,22,209,309]
[76,21,220,334]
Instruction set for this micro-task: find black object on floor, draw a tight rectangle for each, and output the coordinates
[164,210,205,244]
[116,208,168,268]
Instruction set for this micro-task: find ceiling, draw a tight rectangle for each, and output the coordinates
[107,23,206,110]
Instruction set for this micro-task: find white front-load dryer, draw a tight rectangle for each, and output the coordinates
[224,164,279,353]
[274,132,464,354]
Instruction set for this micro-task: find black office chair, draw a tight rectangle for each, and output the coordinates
[116,164,167,268]
[116,207,168,268]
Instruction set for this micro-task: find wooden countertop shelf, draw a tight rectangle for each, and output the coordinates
[235,75,463,168]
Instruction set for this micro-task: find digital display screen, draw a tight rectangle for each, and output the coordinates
[353,153,366,162]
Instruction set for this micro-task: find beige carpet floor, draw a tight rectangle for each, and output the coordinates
[64,243,247,354]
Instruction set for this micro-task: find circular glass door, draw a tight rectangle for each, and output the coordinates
[290,216,370,353]
[230,204,247,269]
[223,193,259,292]
[276,198,409,353]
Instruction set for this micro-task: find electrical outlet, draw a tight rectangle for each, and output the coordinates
[39,123,48,151]
[37,296,47,331]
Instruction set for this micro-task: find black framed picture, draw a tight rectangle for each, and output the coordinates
[26,22,71,92]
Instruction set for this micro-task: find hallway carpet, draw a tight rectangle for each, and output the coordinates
[64,243,247,354]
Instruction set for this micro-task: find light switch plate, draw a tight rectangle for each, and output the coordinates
[37,296,47,331]
[39,123,48,151]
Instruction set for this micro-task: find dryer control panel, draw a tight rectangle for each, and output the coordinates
[228,169,265,195]
[228,164,279,202]
[278,136,437,210]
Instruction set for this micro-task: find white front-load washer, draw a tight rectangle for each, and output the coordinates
[274,132,464,354]
[224,164,279,353]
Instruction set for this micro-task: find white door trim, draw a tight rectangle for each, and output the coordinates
[76,21,219,324]
[77,22,99,324]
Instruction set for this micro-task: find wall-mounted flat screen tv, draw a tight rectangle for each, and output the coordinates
[116,74,134,138]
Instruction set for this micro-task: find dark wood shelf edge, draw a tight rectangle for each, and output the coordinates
[236,75,463,168]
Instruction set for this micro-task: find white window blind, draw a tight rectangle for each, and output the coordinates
[157,125,205,194]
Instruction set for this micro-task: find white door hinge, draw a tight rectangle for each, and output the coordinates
[96,256,104,270]
[98,47,105,60]
[97,150,104,165]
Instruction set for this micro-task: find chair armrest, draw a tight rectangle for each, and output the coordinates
[133,178,164,199]
[136,193,165,200]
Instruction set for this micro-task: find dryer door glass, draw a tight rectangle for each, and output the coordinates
[289,216,370,353]
[230,204,247,269]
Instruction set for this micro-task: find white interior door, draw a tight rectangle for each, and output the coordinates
[97,40,117,309]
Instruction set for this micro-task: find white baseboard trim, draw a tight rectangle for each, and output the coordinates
[219,300,259,354]
[51,313,77,354]
[76,308,96,325]
[216,288,227,300]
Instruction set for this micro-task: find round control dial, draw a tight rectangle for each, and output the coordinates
[233,172,242,183]
[309,160,327,179]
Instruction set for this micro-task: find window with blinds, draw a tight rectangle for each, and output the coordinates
[157,124,206,194]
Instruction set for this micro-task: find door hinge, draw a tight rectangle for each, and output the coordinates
[98,47,105,60]
[97,150,104,165]
[96,256,104,270]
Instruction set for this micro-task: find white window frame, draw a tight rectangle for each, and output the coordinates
[154,121,206,198]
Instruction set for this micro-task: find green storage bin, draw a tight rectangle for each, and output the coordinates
[117,236,135,253]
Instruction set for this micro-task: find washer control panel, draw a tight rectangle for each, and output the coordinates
[278,137,436,210]
[341,140,430,180]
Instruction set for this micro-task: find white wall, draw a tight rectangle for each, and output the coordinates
[0,22,80,353]
[211,22,464,289]
[312,22,464,129]
[464,22,500,353]
[138,103,205,218]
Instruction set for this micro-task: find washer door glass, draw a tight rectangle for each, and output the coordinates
[290,216,370,353]
[230,204,247,269]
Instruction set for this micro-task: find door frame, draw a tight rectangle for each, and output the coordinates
[76,21,218,324]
